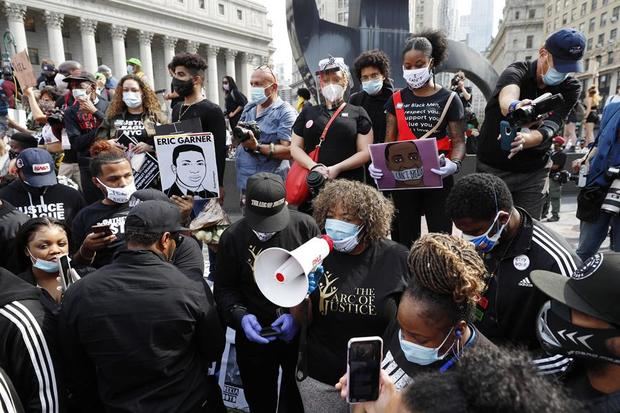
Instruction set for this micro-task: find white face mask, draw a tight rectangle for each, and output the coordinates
[97,178,136,204]
[321,84,345,102]
[403,64,432,89]
[72,88,87,99]
[252,230,276,242]
[122,91,142,109]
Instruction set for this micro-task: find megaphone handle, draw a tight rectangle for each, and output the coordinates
[295,298,310,382]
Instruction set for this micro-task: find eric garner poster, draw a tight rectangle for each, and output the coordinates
[154,132,219,199]
[369,138,443,191]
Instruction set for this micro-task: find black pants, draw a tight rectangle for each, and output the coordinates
[235,333,303,413]
[392,176,454,248]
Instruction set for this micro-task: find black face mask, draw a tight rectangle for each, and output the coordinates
[537,300,620,365]
[8,149,18,160]
[172,77,195,98]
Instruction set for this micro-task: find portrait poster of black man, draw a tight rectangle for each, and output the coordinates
[154,132,220,199]
[369,139,443,190]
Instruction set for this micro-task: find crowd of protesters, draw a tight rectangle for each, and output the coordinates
[0,24,619,413]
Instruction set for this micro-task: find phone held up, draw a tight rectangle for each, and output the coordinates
[347,336,383,404]
[58,255,73,291]
[91,224,113,237]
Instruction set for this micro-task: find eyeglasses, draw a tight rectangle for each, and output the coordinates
[255,64,278,83]
[360,72,383,82]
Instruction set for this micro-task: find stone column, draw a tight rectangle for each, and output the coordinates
[206,45,220,103]
[138,30,154,87]
[239,52,250,96]
[225,49,237,79]
[43,12,65,65]
[4,2,28,54]
[163,36,177,80]
[186,40,199,54]
[78,18,98,73]
[110,25,127,79]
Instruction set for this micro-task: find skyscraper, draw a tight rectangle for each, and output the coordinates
[468,0,495,52]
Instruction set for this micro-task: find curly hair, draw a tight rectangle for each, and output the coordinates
[403,29,449,67]
[170,53,207,75]
[15,217,71,275]
[353,49,391,82]
[406,233,487,324]
[401,345,583,412]
[312,180,394,246]
[106,74,163,121]
[445,173,513,221]
[89,140,129,177]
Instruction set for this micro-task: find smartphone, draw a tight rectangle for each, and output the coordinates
[260,326,281,338]
[58,255,72,291]
[91,224,113,237]
[347,336,383,404]
[499,120,516,152]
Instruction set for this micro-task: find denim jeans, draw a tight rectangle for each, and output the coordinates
[576,212,620,261]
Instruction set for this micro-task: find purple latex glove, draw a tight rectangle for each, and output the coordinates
[271,314,299,342]
[241,314,274,344]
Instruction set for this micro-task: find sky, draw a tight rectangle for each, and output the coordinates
[265,0,506,81]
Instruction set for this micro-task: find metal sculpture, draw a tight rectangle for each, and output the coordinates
[286,0,499,99]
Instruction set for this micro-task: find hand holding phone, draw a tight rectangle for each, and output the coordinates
[347,337,383,404]
[58,255,72,292]
[91,224,113,237]
[499,120,516,152]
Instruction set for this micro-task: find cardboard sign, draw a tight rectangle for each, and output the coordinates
[369,138,443,190]
[10,50,37,91]
[115,132,159,190]
[154,132,219,199]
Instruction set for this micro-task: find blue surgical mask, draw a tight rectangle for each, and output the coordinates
[28,249,60,273]
[250,85,271,105]
[362,79,383,96]
[399,328,454,366]
[543,67,568,86]
[462,211,509,253]
[325,218,362,253]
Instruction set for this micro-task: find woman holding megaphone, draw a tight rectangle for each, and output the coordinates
[293,179,409,413]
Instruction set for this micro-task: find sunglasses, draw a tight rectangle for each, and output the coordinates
[255,64,278,83]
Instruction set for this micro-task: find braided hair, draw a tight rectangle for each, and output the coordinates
[406,233,487,324]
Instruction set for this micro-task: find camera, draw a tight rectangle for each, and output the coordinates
[552,170,571,184]
[507,93,565,127]
[450,75,463,90]
[306,170,326,197]
[233,121,261,143]
[46,109,64,126]
[601,166,620,215]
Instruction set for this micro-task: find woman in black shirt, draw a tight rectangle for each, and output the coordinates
[370,31,466,247]
[294,180,408,413]
[290,57,373,183]
[222,76,247,129]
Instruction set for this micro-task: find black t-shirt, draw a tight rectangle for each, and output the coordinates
[72,202,129,268]
[171,99,227,186]
[455,86,473,109]
[114,113,151,145]
[306,239,408,385]
[381,320,494,390]
[385,87,464,148]
[224,89,247,115]
[292,103,372,182]
[214,210,321,329]
[349,86,393,144]
[0,180,86,223]
[0,200,29,274]
[477,60,581,172]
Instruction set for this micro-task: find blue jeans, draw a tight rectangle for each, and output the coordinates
[576,212,620,261]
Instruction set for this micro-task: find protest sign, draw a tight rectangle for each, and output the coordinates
[369,138,443,190]
[116,132,159,190]
[154,132,219,199]
[218,328,250,412]
[10,50,37,91]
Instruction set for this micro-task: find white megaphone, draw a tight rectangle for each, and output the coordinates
[254,235,333,308]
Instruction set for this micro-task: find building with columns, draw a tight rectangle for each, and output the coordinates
[2,0,273,107]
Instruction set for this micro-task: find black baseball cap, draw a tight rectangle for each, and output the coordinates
[244,172,289,232]
[544,28,586,73]
[62,72,96,84]
[125,200,188,233]
[129,188,170,207]
[531,253,620,325]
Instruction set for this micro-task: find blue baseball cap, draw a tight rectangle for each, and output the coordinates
[15,148,57,187]
[544,28,586,73]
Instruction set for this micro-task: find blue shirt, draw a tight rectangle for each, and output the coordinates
[235,97,297,191]
[587,102,620,188]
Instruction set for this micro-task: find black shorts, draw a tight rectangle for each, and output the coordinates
[567,110,577,123]
[586,111,599,124]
